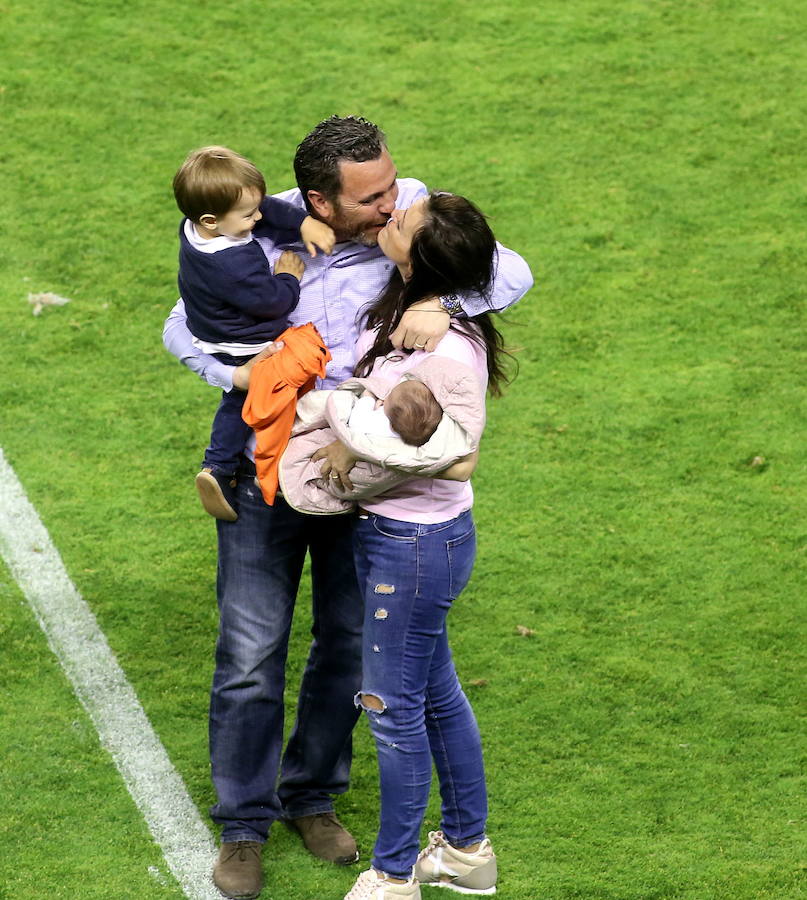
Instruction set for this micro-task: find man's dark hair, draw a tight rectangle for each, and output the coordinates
[293,115,387,211]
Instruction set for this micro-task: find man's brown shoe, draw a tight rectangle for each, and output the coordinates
[213,841,263,899]
[288,812,359,865]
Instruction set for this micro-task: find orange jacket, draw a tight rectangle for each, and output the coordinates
[242,323,331,505]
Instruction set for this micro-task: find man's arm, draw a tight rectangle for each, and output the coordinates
[163,299,235,390]
[163,300,283,390]
[471,242,534,313]
[390,242,534,350]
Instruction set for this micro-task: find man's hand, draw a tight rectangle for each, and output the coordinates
[300,215,336,258]
[389,297,451,351]
[312,440,358,492]
[274,250,306,281]
[232,341,284,391]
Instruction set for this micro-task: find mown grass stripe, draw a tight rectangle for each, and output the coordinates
[0,448,219,899]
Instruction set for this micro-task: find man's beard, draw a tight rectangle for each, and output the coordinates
[353,229,380,248]
[330,203,389,247]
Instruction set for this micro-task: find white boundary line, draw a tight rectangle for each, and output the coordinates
[0,448,219,899]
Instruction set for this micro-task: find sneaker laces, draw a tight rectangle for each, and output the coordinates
[416,830,450,876]
[417,830,448,861]
[345,869,382,899]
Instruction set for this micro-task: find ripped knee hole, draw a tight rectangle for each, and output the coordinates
[357,692,386,712]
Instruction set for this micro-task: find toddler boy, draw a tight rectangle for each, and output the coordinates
[173,145,335,520]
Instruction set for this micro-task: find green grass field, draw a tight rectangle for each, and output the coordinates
[1,1,805,898]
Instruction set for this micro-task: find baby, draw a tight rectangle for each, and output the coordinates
[348,378,443,446]
[273,353,486,516]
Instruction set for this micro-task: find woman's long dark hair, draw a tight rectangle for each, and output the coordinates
[354,192,513,396]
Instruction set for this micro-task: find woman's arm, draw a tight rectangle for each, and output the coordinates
[434,449,479,482]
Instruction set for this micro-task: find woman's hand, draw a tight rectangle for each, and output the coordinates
[312,440,358,492]
[389,297,450,352]
[232,341,284,391]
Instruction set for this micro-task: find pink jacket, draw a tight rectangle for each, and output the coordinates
[278,356,485,515]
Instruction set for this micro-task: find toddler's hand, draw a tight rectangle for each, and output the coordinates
[274,250,305,281]
[300,215,336,258]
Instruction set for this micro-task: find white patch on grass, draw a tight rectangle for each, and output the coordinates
[27,291,71,315]
[0,448,220,899]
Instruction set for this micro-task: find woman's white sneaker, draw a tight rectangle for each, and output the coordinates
[415,831,497,895]
[344,868,422,899]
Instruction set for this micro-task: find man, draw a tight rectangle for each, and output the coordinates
[163,115,533,900]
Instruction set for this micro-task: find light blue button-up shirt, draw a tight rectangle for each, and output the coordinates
[163,177,534,390]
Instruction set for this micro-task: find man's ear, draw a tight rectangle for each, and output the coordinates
[306,190,334,221]
[199,213,218,230]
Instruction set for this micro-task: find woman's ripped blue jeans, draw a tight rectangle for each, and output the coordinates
[353,509,488,879]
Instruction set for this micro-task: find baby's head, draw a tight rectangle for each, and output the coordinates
[384,379,442,447]
[173,146,266,240]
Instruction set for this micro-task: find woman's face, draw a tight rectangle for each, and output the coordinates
[377,197,428,268]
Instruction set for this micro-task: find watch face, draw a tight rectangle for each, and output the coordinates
[441,294,461,314]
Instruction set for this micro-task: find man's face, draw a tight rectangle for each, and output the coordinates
[326,148,399,245]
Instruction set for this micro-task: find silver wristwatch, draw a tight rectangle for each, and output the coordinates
[438,294,462,315]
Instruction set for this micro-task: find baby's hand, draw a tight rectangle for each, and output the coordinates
[274,250,305,281]
[300,215,336,258]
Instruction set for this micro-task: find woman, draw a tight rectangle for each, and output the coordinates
[330,191,511,900]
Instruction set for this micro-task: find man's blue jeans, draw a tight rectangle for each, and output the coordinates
[353,509,489,878]
[209,471,363,842]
